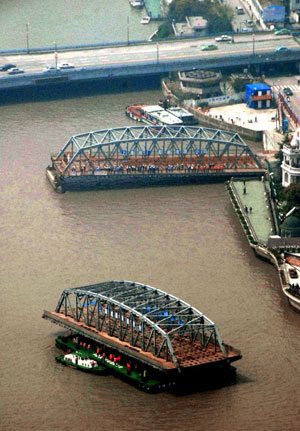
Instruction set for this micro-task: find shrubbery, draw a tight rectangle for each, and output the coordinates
[154,0,234,39]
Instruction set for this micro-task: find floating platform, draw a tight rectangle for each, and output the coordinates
[43,281,242,390]
[46,125,264,192]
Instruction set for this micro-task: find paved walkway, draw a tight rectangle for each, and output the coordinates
[235,179,274,244]
[208,104,277,131]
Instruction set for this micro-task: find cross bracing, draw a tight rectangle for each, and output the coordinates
[55,280,228,368]
[53,125,261,174]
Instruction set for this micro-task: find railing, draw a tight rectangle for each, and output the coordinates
[229,179,259,243]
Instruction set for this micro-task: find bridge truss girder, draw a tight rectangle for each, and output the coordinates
[55,281,227,368]
[54,125,261,173]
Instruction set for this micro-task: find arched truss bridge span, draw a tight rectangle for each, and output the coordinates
[43,281,242,371]
[51,125,262,175]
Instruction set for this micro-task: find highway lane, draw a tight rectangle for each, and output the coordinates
[0,34,299,75]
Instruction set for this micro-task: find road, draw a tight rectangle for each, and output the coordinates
[0,33,298,75]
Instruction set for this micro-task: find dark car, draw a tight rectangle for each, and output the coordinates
[283,87,293,96]
[0,63,16,71]
[289,268,298,279]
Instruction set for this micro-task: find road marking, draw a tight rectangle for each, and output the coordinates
[272,85,300,92]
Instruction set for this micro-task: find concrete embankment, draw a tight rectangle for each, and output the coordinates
[161,81,263,142]
[226,178,295,309]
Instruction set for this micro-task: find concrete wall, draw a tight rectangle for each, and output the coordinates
[161,79,262,141]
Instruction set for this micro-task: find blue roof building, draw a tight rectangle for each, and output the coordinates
[245,83,272,109]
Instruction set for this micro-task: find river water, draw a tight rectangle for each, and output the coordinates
[0,2,299,430]
[0,88,299,431]
[0,0,159,50]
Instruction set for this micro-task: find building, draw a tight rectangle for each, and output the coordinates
[245,83,272,109]
[178,70,222,97]
[172,16,207,37]
[282,127,300,187]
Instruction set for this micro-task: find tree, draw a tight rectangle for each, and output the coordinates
[167,0,234,33]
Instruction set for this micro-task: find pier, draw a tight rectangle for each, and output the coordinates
[42,280,242,384]
[46,125,264,192]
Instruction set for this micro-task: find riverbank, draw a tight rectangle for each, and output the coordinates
[227,177,300,312]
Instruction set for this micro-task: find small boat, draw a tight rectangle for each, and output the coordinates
[141,16,151,24]
[56,352,108,375]
[130,0,144,8]
[283,254,300,312]
[126,104,183,126]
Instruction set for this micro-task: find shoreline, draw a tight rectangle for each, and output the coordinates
[227,178,300,312]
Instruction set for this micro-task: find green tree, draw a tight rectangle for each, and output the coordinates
[167,0,234,33]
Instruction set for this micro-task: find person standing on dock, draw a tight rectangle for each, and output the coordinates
[126,362,131,375]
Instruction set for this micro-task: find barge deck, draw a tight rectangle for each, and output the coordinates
[43,281,242,390]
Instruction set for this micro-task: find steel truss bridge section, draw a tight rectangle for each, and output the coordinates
[44,280,242,370]
[52,125,262,176]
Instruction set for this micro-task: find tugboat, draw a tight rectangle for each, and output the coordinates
[56,352,108,375]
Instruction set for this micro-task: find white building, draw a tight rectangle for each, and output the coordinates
[282,127,300,187]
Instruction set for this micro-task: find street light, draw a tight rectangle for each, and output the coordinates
[54,41,58,69]
[26,23,30,54]
[127,16,130,46]
[156,42,159,64]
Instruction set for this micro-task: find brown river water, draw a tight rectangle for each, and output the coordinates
[0,89,299,431]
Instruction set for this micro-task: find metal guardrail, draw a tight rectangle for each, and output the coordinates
[0,29,292,56]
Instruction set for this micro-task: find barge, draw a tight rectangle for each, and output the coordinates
[43,280,242,392]
[125,104,197,126]
[45,125,263,192]
[126,104,183,126]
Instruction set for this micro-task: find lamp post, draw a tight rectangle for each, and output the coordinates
[54,41,58,69]
[156,42,159,64]
[127,16,130,46]
[26,23,30,54]
[252,33,255,56]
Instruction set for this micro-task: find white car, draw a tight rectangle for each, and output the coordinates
[58,63,75,70]
[8,67,24,75]
[215,35,232,42]
[43,66,59,72]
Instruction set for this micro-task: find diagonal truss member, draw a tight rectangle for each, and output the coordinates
[54,280,228,368]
